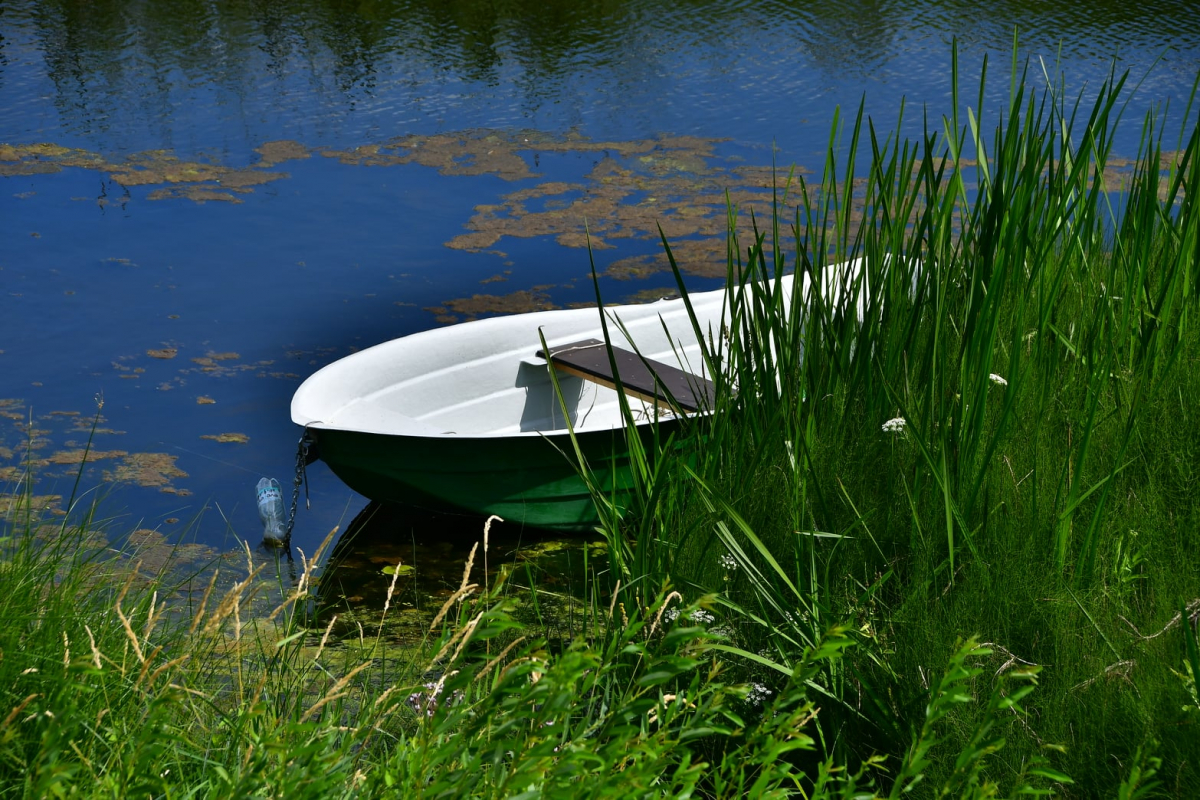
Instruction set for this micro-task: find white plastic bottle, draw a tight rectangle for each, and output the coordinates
[256,477,286,545]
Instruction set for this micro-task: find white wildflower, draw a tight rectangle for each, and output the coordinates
[406,679,462,718]
[989,373,1008,387]
[746,683,773,707]
[718,553,738,571]
[881,417,907,434]
[666,608,715,625]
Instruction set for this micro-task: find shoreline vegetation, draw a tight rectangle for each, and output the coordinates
[4,46,1200,796]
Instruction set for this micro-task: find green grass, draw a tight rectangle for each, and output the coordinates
[0,487,1101,798]
[4,40,1200,797]
[579,39,1200,795]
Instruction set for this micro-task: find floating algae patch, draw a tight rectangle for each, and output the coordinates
[605,238,731,281]
[109,151,284,189]
[201,432,249,443]
[0,142,289,203]
[443,145,811,276]
[620,287,683,304]
[196,396,216,404]
[146,187,243,203]
[44,448,128,465]
[322,130,538,180]
[254,140,310,168]
[104,452,188,492]
[125,528,219,575]
[425,287,558,323]
[147,348,178,359]
[180,351,277,379]
[68,413,124,435]
[0,143,115,176]
[191,352,239,365]
[3,131,846,275]
[0,492,65,518]
[0,400,26,421]
[322,130,728,186]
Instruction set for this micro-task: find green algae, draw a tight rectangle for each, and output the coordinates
[424,286,559,323]
[200,432,250,443]
[0,142,290,203]
[103,452,189,494]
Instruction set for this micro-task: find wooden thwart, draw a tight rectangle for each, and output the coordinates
[538,338,714,414]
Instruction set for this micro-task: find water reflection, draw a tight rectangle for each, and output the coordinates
[9,0,1200,155]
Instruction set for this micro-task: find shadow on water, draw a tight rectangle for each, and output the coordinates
[315,500,606,641]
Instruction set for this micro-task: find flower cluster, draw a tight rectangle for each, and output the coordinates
[746,683,773,707]
[664,608,715,625]
[989,373,1008,387]
[718,553,738,571]
[406,682,444,717]
[881,416,907,434]
[406,679,462,718]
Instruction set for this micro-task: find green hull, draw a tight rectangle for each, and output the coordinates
[310,421,682,531]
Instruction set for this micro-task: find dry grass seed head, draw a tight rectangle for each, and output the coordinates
[483,514,502,553]
[85,625,102,669]
[189,568,220,636]
[490,654,541,682]
[233,589,242,644]
[427,584,479,634]
[608,580,622,619]
[429,610,485,670]
[447,611,490,667]
[314,614,338,663]
[648,591,684,639]
[202,565,266,637]
[147,655,190,688]
[372,685,401,711]
[2,694,40,731]
[143,590,159,642]
[299,661,373,723]
[115,596,145,665]
[460,542,478,590]
[477,636,527,682]
[134,645,165,689]
[113,563,144,644]
[381,562,402,622]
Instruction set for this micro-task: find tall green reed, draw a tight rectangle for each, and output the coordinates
[557,36,1200,789]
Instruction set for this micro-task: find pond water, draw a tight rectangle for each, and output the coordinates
[3,0,1200,595]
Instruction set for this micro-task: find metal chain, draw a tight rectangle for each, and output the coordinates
[282,428,312,551]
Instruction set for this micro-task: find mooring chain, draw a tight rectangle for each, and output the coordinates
[282,427,313,551]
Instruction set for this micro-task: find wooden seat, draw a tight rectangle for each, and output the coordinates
[538,338,715,414]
